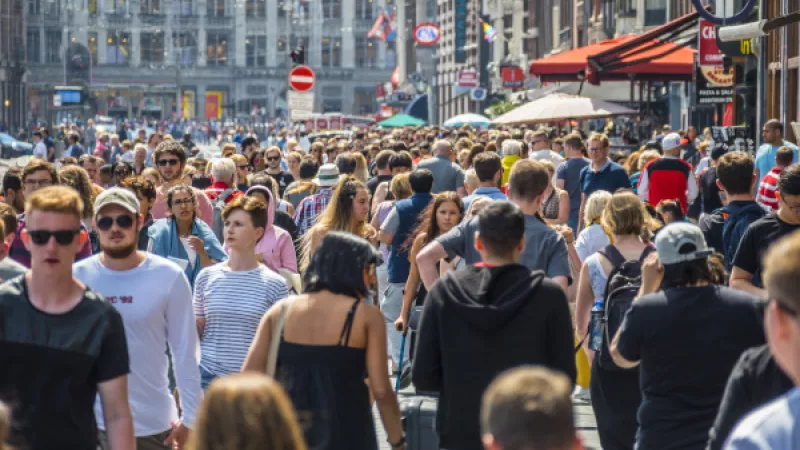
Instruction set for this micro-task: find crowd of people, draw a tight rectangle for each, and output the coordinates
[0,117,799,450]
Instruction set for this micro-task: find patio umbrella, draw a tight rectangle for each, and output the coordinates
[378,114,426,128]
[492,92,637,126]
[443,113,491,128]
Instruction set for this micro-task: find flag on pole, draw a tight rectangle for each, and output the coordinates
[482,20,498,42]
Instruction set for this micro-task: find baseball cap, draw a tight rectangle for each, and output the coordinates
[655,222,713,265]
[661,132,683,152]
[94,187,140,217]
[314,163,340,188]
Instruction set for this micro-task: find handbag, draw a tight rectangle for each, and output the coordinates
[266,301,290,378]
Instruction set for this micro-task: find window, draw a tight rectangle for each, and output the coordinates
[27,29,40,63]
[355,37,376,68]
[426,0,435,18]
[173,32,196,66]
[29,0,61,15]
[141,32,165,63]
[88,0,98,15]
[207,0,224,16]
[172,0,192,15]
[355,0,373,19]
[322,98,342,113]
[207,33,228,66]
[105,0,126,14]
[246,0,265,17]
[88,32,98,65]
[322,0,340,18]
[106,31,130,65]
[320,37,341,67]
[246,36,266,67]
[644,0,666,26]
[45,30,61,63]
[140,0,159,13]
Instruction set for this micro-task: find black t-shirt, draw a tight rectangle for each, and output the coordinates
[732,213,800,287]
[0,277,129,450]
[367,174,393,196]
[267,171,295,198]
[699,167,723,214]
[616,285,765,450]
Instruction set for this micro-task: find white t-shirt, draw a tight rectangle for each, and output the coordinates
[73,253,201,436]
[531,149,565,184]
[193,263,289,376]
[575,223,611,263]
[33,141,47,159]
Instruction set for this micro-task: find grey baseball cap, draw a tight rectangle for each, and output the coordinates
[94,187,140,217]
[655,222,713,265]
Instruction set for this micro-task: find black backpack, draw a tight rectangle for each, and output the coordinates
[595,244,655,371]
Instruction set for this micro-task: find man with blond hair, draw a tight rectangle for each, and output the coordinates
[577,133,631,231]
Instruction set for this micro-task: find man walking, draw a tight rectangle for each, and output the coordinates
[74,187,202,450]
[294,163,340,236]
[578,133,631,231]
[461,152,507,210]
[637,132,698,212]
[417,140,466,195]
[149,140,214,226]
[755,119,799,189]
[0,186,134,450]
[414,201,576,450]
[556,134,590,231]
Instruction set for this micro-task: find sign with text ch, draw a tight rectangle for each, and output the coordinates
[698,19,724,67]
[289,65,316,92]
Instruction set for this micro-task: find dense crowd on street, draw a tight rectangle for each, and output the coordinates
[1,117,800,450]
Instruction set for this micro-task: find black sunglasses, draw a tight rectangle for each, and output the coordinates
[157,159,181,167]
[266,156,281,162]
[28,229,81,246]
[97,215,135,231]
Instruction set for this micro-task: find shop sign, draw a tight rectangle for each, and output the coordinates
[695,65,734,105]
[500,66,525,89]
[698,19,724,67]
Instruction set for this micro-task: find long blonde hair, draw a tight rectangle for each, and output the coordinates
[188,373,307,450]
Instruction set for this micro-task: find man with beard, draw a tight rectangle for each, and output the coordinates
[148,140,213,226]
[73,187,201,450]
[263,146,294,197]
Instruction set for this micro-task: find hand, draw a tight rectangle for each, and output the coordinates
[366,227,378,243]
[557,226,575,245]
[394,316,406,333]
[187,236,208,257]
[163,422,190,449]
[640,252,664,296]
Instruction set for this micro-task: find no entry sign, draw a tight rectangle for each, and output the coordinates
[289,65,315,92]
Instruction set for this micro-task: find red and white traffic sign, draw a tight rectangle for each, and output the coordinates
[457,70,479,88]
[289,65,316,92]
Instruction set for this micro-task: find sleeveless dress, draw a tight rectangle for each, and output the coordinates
[586,252,642,450]
[542,188,561,220]
[276,300,378,450]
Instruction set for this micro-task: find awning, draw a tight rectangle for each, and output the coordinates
[530,10,699,85]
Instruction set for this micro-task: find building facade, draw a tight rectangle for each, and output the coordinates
[25,0,394,122]
[0,0,26,132]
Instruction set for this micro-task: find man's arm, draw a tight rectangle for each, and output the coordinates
[729,267,768,299]
[417,241,448,290]
[637,167,650,202]
[577,193,586,232]
[378,231,393,246]
[687,169,699,203]
[98,376,135,450]
[378,207,399,246]
[610,328,640,369]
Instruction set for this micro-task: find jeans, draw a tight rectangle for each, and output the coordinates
[381,282,409,366]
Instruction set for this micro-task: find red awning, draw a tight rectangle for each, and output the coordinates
[530,11,699,85]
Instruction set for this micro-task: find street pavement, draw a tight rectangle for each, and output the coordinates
[373,387,600,450]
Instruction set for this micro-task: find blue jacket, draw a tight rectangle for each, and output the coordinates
[388,193,433,283]
[721,201,766,272]
[148,217,228,289]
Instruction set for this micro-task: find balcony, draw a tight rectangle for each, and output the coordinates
[139,13,167,26]
[177,15,200,27]
[206,15,233,27]
[105,14,131,28]
[27,13,62,26]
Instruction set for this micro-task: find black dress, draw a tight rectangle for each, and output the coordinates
[276,300,378,450]
[590,359,641,450]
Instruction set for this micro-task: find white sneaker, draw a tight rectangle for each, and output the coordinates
[572,386,591,402]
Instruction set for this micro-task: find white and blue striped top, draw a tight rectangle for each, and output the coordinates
[194,263,289,376]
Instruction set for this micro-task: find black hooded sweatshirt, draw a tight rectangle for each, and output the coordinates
[412,263,577,450]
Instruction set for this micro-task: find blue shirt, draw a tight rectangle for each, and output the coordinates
[579,159,632,199]
[462,187,507,211]
[755,141,799,180]
[557,157,591,231]
[724,387,800,450]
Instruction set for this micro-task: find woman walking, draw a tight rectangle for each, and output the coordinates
[243,232,405,450]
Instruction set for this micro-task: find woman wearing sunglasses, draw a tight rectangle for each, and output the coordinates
[148,185,227,290]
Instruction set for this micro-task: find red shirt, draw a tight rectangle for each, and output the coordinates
[205,181,243,204]
[757,167,782,211]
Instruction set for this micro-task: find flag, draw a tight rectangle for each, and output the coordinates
[482,20,497,42]
[391,67,400,87]
[367,13,385,39]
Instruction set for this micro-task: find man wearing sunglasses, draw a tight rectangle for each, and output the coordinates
[732,164,800,299]
[263,146,294,198]
[0,185,135,450]
[74,187,201,450]
[8,160,93,268]
[149,140,214,226]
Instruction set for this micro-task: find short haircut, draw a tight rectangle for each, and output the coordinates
[765,119,784,134]
[393,141,409,152]
[478,201,525,257]
[241,136,258,149]
[656,198,685,221]
[153,139,188,164]
[222,195,268,233]
[481,366,575,450]
[779,164,800,196]
[78,154,98,166]
[389,173,412,200]
[507,160,549,202]
[265,146,281,157]
[764,230,800,312]
[375,150,396,170]
[0,203,15,239]
[299,158,319,179]
[25,185,83,221]
[22,160,58,184]
[563,134,583,150]
[210,158,236,184]
[32,131,42,139]
[776,146,795,167]
[336,153,357,175]
[121,176,157,202]
[501,140,522,157]
[473,152,502,182]
[409,169,434,194]
[587,132,610,148]
[2,167,22,194]
[716,152,754,195]
[222,143,237,156]
[389,151,413,170]
[532,130,550,142]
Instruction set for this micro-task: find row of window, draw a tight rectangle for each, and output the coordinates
[28,0,377,18]
[26,29,379,68]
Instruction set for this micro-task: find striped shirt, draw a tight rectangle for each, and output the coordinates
[193,263,289,376]
[757,167,782,212]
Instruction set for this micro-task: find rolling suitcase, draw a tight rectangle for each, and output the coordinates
[399,396,439,450]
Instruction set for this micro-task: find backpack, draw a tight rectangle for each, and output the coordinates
[212,188,236,243]
[721,203,766,271]
[596,244,655,371]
